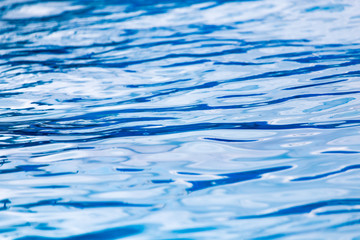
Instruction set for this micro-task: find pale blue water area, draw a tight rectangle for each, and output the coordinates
[0,0,360,239]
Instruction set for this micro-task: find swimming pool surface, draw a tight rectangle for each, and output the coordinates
[0,0,360,239]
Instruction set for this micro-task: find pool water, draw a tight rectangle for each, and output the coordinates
[1,0,360,239]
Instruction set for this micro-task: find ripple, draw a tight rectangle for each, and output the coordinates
[237,199,360,219]
[292,164,360,181]
[0,0,360,239]
[186,166,291,192]
[13,199,155,209]
[14,225,144,240]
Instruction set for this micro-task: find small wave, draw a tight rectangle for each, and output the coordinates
[0,0,359,238]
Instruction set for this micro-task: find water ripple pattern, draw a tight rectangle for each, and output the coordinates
[0,0,360,239]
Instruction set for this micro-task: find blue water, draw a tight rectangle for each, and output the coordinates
[0,0,360,239]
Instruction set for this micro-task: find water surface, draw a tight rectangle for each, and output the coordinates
[1,0,360,239]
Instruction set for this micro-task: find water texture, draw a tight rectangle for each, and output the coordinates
[0,0,360,239]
